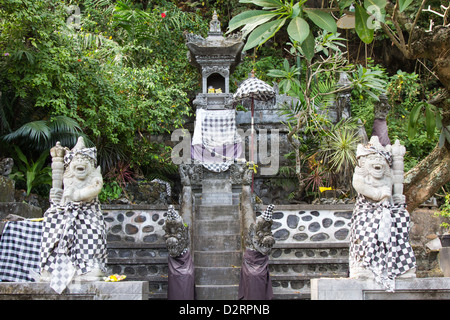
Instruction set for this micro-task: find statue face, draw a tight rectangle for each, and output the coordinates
[364,154,389,179]
[163,219,189,257]
[69,154,93,180]
[250,217,275,255]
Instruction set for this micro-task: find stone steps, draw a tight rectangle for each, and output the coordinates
[193,203,242,300]
[269,242,349,300]
[195,284,240,300]
[106,242,168,300]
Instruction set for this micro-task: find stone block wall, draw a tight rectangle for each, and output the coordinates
[102,204,169,244]
[102,204,354,245]
[257,205,353,244]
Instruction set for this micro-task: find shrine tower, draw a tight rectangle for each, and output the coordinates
[179,12,253,299]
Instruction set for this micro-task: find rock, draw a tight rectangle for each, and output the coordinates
[0,176,15,202]
[426,237,442,251]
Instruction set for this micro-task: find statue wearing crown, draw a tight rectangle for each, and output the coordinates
[39,137,107,294]
[350,136,416,291]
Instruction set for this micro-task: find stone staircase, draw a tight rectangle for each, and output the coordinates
[193,176,243,300]
[104,201,351,300]
[269,242,349,299]
[106,242,168,299]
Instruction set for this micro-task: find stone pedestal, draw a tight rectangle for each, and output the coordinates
[0,281,149,300]
[439,247,450,277]
[311,277,450,300]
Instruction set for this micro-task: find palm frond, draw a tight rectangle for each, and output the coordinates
[3,120,51,145]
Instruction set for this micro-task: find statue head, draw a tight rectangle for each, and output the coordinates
[374,93,391,119]
[247,204,275,255]
[163,205,190,257]
[356,136,392,180]
[63,137,98,181]
[60,137,102,204]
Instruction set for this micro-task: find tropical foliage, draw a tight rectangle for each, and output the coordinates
[0,0,447,207]
[0,0,209,196]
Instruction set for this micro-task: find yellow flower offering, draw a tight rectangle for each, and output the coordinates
[104,274,126,282]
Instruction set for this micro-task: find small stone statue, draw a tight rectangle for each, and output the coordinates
[163,205,190,258]
[245,204,275,255]
[239,204,275,300]
[163,205,195,300]
[350,136,416,291]
[0,158,14,176]
[372,94,391,147]
[40,137,107,294]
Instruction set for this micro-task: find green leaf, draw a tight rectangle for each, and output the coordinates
[398,0,414,12]
[409,103,421,127]
[26,171,36,195]
[13,145,29,167]
[227,10,278,36]
[364,0,387,9]
[407,103,421,139]
[287,17,310,43]
[305,9,337,33]
[239,0,283,8]
[300,30,315,61]
[354,4,374,44]
[267,69,286,77]
[425,105,436,139]
[291,2,301,19]
[243,18,286,51]
[364,0,386,23]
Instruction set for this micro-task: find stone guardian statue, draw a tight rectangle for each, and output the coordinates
[40,137,107,294]
[350,136,416,291]
[163,205,195,300]
[238,204,275,300]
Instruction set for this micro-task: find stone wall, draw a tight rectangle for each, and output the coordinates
[102,204,354,245]
[101,203,444,299]
[257,205,353,244]
[102,204,170,244]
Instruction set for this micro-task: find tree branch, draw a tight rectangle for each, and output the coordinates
[408,0,427,49]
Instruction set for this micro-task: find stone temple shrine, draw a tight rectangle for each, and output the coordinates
[178,12,256,300]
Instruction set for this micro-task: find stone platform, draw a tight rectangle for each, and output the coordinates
[0,281,149,300]
[311,277,450,300]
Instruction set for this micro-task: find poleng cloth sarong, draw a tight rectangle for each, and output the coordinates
[167,250,196,300]
[0,220,42,282]
[40,201,107,294]
[192,109,242,172]
[238,249,273,300]
[350,195,416,291]
[191,143,242,173]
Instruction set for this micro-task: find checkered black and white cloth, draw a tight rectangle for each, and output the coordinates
[350,195,416,291]
[261,204,274,221]
[0,220,42,282]
[234,77,275,102]
[40,201,107,294]
[192,109,242,173]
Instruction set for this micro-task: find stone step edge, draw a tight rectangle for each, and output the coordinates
[269,258,348,264]
[107,242,167,249]
[107,258,168,265]
[272,242,349,249]
[270,274,348,281]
